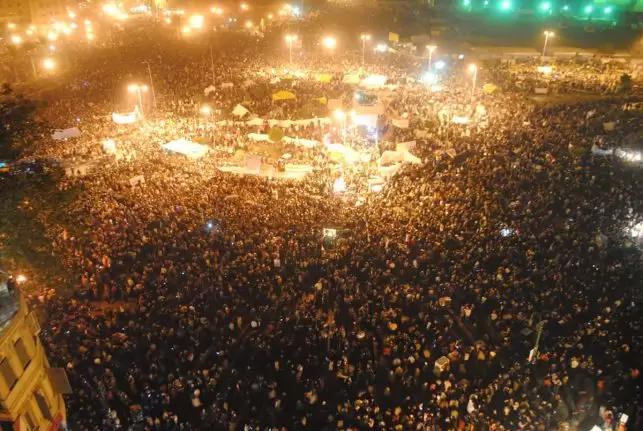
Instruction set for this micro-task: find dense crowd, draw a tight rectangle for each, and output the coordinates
[5,21,643,431]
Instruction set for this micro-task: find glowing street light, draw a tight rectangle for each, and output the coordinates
[189,14,204,28]
[322,36,336,50]
[501,0,511,10]
[426,45,437,70]
[11,35,22,45]
[16,275,26,283]
[240,2,249,11]
[102,3,119,16]
[7,22,16,30]
[543,30,554,57]
[584,5,593,13]
[43,58,56,70]
[468,64,478,104]
[285,34,297,64]
[182,25,192,34]
[128,84,148,115]
[87,33,95,40]
[201,105,212,125]
[604,6,612,13]
[540,2,551,12]
[245,20,253,28]
[48,31,59,41]
[360,34,371,65]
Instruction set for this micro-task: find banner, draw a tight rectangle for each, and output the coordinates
[317,74,332,83]
[396,141,416,152]
[342,74,360,84]
[272,90,296,101]
[52,127,81,140]
[232,104,250,117]
[112,111,137,124]
[247,117,264,126]
[248,133,270,141]
[103,139,117,154]
[603,122,616,132]
[360,75,388,89]
[392,119,409,129]
[534,87,548,94]
[220,82,234,89]
[388,32,399,43]
[129,175,145,186]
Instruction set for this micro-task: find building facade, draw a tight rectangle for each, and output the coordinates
[0,0,72,25]
[0,288,69,431]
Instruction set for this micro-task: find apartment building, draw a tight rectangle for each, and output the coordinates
[0,287,69,431]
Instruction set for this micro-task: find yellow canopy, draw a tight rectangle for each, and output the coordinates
[272,90,296,101]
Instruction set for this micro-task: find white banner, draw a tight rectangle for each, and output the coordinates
[342,74,360,84]
[129,175,145,186]
[232,104,250,117]
[534,87,548,94]
[391,119,409,129]
[103,139,117,154]
[52,127,81,140]
[360,75,387,88]
[112,111,138,124]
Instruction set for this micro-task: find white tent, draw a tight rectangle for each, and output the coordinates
[162,139,209,159]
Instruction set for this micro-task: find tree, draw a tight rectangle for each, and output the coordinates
[0,96,40,158]
[618,74,633,95]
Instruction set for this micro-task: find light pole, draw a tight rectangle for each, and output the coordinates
[285,34,297,64]
[360,34,371,65]
[128,84,148,116]
[334,110,355,145]
[542,31,554,57]
[468,64,477,104]
[143,61,157,108]
[426,45,436,70]
[200,105,212,128]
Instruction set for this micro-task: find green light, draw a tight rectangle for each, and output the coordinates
[484,0,489,5]
[464,0,470,5]
[501,0,511,10]
[563,5,569,10]
[541,2,551,10]
[604,6,612,13]
[584,5,592,13]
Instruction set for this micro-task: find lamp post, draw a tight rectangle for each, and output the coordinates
[542,31,554,57]
[200,105,212,128]
[128,84,148,115]
[360,34,371,65]
[334,110,355,145]
[426,45,436,70]
[285,34,297,64]
[143,61,157,108]
[468,64,477,104]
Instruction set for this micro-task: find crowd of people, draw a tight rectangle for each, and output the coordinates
[5,19,643,431]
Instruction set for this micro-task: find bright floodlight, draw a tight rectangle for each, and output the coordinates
[323,36,337,49]
[375,43,387,52]
[16,275,26,283]
[604,6,612,13]
[189,14,204,28]
[422,71,438,85]
[11,35,22,45]
[435,60,446,70]
[541,2,551,11]
[563,5,569,10]
[544,30,554,36]
[240,2,249,10]
[361,34,371,41]
[102,3,119,15]
[245,20,253,28]
[7,22,16,29]
[285,34,297,42]
[201,105,212,115]
[87,33,95,40]
[584,5,592,13]
[468,64,477,72]
[334,109,346,120]
[182,25,192,34]
[141,85,149,92]
[43,58,56,70]
[501,0,511,10]
[128,84,139,92]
